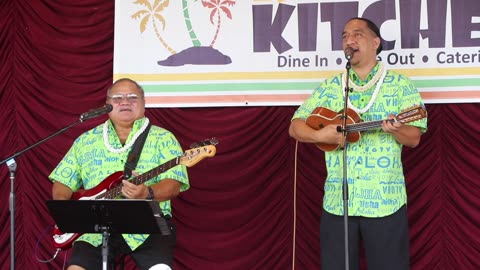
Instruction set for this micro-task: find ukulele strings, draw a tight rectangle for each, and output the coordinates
[346,120,386,132]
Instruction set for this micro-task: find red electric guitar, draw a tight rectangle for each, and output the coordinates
[51,138,218,250]
[306,105,427,151]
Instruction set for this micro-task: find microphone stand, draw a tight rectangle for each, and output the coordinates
[340,55,352,270]
[0,114,98,270]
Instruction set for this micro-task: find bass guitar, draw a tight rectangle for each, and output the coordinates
[306,105,427,151]
[51,138,218,250]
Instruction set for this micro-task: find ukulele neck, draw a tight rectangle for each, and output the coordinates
[346,119,394,133]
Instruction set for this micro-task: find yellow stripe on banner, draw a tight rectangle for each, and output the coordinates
[115,71,338,81]
[146,94,310,104]
[115,67,480,82]
[394,67,480,77]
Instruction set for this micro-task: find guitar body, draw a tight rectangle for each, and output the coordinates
[70,171,124,200]
[52,171,125,249]
[306,107,362,151]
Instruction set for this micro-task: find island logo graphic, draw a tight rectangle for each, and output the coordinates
[131,0,236,66]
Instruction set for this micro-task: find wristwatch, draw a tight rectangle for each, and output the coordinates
[146,186,155,200]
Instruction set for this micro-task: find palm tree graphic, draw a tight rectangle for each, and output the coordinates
[129,0,235,65]
[131,0,176,55]
[201,0,236,47]
[182,0,202,47]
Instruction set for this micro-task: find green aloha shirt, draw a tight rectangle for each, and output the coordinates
[49,117,189,250]
[292,62,427,217]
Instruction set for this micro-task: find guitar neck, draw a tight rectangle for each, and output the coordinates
[98,157,180,199]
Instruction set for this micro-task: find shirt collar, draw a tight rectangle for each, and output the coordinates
[350,62,381,86]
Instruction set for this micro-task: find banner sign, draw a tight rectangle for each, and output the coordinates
[113,0,480,107]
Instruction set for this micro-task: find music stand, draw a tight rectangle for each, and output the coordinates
[46,200,171,270]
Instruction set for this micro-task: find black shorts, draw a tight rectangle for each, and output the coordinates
[68,220,176,270]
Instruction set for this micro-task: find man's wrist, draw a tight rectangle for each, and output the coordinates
[146,186,155,200]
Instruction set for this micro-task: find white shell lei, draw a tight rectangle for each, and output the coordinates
[103,118,150,153]
[344,62,385,92]
[342,63,388,114]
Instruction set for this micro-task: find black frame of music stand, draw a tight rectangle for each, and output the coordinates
[46,199,171,270]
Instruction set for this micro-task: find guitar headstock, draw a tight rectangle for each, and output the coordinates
[189,137,219,148]
[397,105,427,123]
[181,138,219,167]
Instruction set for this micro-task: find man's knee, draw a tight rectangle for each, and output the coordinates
[149,264,172,270]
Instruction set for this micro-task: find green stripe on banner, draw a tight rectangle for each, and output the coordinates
[414,78,480,87]
[142,78,480,93]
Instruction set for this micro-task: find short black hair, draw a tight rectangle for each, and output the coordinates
[107,78,145,98]
[348,17,383,55]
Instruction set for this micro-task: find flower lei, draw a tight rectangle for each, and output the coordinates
[103,117,150,153]
[342,62,387,114]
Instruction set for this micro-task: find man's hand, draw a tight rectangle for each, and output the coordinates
[289,118,343,144]
[121,180,148,199]
[381,114,422,147]
[382,114,402,133]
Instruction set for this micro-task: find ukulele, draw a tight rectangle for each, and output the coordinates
[51,138,218,250]
[306,105,427,151]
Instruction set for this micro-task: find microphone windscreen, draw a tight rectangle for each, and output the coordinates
[344,47,353,60]
[105,103,113,113]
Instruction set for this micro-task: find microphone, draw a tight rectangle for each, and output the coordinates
[79,104,113,122]
[344,47,354,60]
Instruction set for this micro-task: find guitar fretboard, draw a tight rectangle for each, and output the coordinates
[96,157,180,199]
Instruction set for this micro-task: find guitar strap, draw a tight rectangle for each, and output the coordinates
[123,122,152,179]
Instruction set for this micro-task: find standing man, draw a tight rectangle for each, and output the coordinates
[50,78,189,270]
[289,18,427,270]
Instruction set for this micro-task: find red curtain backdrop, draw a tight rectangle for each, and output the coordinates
[0,1,479,269]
